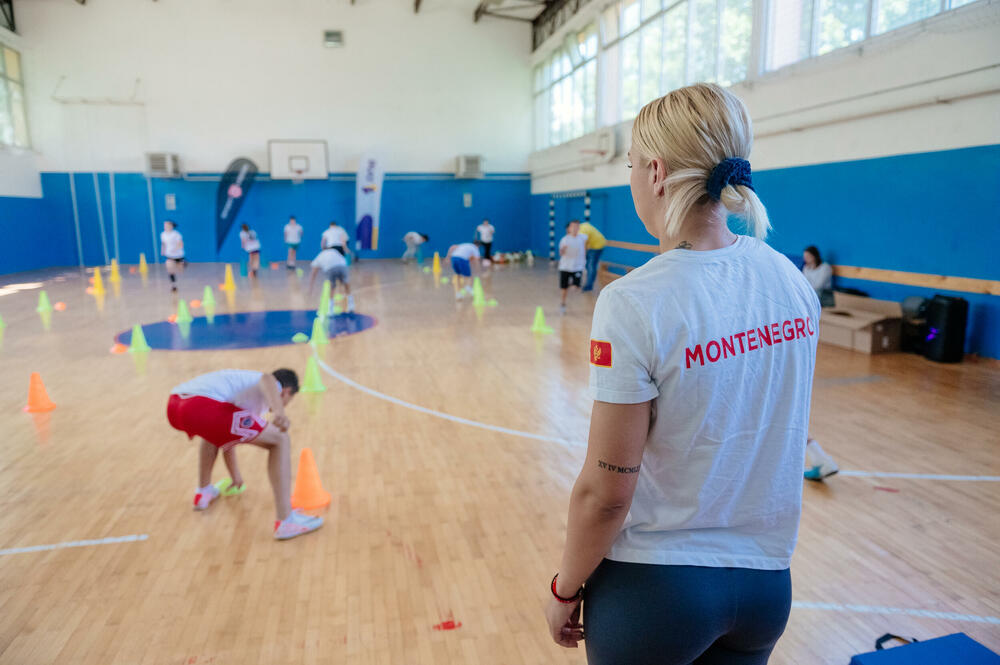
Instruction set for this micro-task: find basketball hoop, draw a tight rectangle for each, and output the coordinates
[291,169,305,185]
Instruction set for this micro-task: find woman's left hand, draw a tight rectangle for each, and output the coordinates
[545,597,584,648]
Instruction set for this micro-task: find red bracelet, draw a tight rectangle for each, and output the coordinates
[551,574,583,604]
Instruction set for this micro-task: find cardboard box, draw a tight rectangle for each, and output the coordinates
[820,292,902,354]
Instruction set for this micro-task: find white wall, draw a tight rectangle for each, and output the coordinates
[531,0,1000,193]
[17,0,534,174]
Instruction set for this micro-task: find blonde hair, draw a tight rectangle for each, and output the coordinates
[631,83,770,240]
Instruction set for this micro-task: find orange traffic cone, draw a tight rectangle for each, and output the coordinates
[290,447,331,511]
[24,372,56,413]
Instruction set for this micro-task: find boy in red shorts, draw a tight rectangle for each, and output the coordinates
[166,368,323,540]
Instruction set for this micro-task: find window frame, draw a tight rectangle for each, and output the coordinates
[0,40,29,149]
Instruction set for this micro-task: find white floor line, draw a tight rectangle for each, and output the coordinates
[313,356,1000,482]
[0,534,149,557]
[793,601,1000,624]
[839,470,1000,482]
[313,356,586,449]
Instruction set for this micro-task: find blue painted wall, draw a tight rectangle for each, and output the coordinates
[1,172,531,275]
[530,144,1000,358]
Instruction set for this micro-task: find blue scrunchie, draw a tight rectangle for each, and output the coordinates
[706,158,754,201]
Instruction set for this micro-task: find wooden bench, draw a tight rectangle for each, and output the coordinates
[597,260,634,286]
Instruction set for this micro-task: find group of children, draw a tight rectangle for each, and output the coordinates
[160,217,353,292]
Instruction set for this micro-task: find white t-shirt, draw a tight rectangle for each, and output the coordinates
[404,231,425,246]
[284,223,303,244]
[311,248,347,272]
[171,370,275,417]
[477,223,495,243]
[240,229,261,252]
[161,230,184,259]
[558,234,586,272]
[802,262,833,294]
[322,227,349,248]
[589,236,820,570]
[451,243,480,260]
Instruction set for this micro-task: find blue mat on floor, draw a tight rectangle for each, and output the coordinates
[850,633,1000,664]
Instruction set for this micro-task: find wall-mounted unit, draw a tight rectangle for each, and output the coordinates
[456,155,485,179]
[323,30,344,48]
[145,152,181,178]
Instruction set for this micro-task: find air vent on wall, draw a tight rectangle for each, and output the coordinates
[456,155,485,179]
[324,30,344,48]
[145,152,181,178]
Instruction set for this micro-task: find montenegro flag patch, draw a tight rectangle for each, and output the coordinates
[590,340,612,367]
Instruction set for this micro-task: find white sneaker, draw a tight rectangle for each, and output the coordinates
[804,439,839,480]
[273,509,324,540]
[560,304,567,316]
[193,484,220,511]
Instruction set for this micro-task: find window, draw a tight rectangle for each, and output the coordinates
[603,0,754,123]
[766,0,979,71]
[533,0,984,148]
[877,0,940,33]
[0,42,29,148]
[534,25,599,149]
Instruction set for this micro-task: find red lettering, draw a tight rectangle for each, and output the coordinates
[782,320,794,341]
[794,318,806,339]
[747,330,758,351]
[706,341,722,362]
[757,326,772,347]
[721,335,735,358]
[806,317,815,335]
[771,323,782,343]
[734,331,747,353]
[685,345,705,368]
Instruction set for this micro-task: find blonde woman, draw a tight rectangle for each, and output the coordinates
[545,84,820,664]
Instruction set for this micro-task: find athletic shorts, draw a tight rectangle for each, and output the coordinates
[247,250,260,258]
[560,270,582,289]
[286,242,300,250]
[325,265,350,285]
[451,257,471,277]
[331,245,346,257]
[165,256,186,265]
[166,394,266,450]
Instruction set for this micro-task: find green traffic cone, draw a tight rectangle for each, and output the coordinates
[202,285,216,308]
[36,290,53,313]
[176,299,193,323]
[472,277,486,307]
[318,280,331,318]
[129,324,151,352]
[531,306,553,334]
[309,316,328,346]
[301,356,327,393]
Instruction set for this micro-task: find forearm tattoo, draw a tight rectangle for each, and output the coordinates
[597,460,641,474]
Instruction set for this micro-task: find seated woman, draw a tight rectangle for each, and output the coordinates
[802,245,834,305]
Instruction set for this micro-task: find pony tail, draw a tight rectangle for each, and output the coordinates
[720,184,770,240]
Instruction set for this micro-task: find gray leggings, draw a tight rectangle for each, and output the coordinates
[583,560,792,665]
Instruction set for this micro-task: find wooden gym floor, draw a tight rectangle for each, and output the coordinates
[0,260,997,664]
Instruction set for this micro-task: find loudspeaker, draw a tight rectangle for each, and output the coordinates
[924,295,968,363]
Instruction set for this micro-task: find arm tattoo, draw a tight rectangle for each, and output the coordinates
[597,460,641,474]
[675,240,693,250]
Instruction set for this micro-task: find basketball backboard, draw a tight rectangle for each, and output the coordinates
[267,140,329,180]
